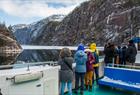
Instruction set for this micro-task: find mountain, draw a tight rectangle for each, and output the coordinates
[0,23,21,49]
[12,15,65,45]
[31,0,140,46]
[13,0,140,46]
[0,23,21,65]
[45,0,140,46]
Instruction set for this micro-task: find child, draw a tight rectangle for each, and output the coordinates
[85,49,95,91]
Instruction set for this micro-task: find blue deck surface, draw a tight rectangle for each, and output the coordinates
[65,84,137,95]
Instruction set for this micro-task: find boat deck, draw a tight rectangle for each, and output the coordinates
[65,84,139,95]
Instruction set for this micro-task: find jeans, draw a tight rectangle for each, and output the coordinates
[93,67,99,85]
[60,82,72,95]
[75,72,85,92]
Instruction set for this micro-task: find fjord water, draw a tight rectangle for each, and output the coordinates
[16,49,60,62]
[0,46,61,65]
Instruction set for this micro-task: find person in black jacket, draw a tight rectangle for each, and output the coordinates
[121,46,127,65]
[104,42,117,66]
[125,40,137,66]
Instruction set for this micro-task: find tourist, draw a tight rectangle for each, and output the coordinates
[115,46,123,66]
[104,42,117,66]
[84,49,94,91]
[121,45,127,65]
[58,48,74,95]
[125,40,137,66]
[74,44,87,95]
[89,43,99,85]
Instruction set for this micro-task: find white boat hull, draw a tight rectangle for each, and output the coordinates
[0,65,60,95]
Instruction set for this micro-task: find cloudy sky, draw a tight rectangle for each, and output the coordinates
[0,0,88,26]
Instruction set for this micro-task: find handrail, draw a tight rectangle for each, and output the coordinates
[106,64,140,69]
[21,45,104,51]
[0,61,58,70]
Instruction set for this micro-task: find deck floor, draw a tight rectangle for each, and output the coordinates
[65,84,138,95]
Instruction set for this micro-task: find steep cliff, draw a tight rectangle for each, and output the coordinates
[48,0,140,46]
[0,23,21,49]
[0,24,21,65]
[14,0,140,46]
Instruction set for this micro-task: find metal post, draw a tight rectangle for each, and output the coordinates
[130,7,134,39]
[138,29,140,51]
[130,24,133,39]
[27,64,30,71]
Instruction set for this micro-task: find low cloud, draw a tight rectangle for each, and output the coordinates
[0,0,88,18]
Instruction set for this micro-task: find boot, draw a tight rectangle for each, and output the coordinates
[96,80,99,85]
[85,85,88,90]
[80,91,84,95]
[89,86,92,92]
[74,90,78,94]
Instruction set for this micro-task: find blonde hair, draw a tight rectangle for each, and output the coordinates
[59,48,72,58]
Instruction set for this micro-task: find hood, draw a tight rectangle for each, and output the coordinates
[76,50,85,57]
[60,48,71,58]
[77,44,85,51]
[89,43,96,52]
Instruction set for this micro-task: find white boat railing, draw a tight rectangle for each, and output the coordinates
[0,61,58,70]
[21,45,104,51]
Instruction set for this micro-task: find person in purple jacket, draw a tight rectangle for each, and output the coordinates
[84,49,95,92]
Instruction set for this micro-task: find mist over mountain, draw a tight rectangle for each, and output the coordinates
[13,0,140,46]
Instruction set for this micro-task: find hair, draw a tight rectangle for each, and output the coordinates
[59,48,72,58]
[129,40,134,44]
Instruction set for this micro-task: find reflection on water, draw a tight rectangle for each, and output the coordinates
[16,50,60,62]
[16,49,76,63]
[0,45,105,66]
[0,49,75,65]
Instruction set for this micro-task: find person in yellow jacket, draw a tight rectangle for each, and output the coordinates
[89,43,99,85]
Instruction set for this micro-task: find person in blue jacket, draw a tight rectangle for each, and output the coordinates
[74,44,87,95]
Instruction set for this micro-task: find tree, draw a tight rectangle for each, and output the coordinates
[8,25,12,30]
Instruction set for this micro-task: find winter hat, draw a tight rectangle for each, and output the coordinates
[60,48,72,58]
[89,43,96,52]
[77,44,85,51]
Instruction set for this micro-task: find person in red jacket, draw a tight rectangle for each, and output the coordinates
[85,49,95,91]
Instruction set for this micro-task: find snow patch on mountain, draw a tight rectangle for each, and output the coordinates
[12,14,65,44]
